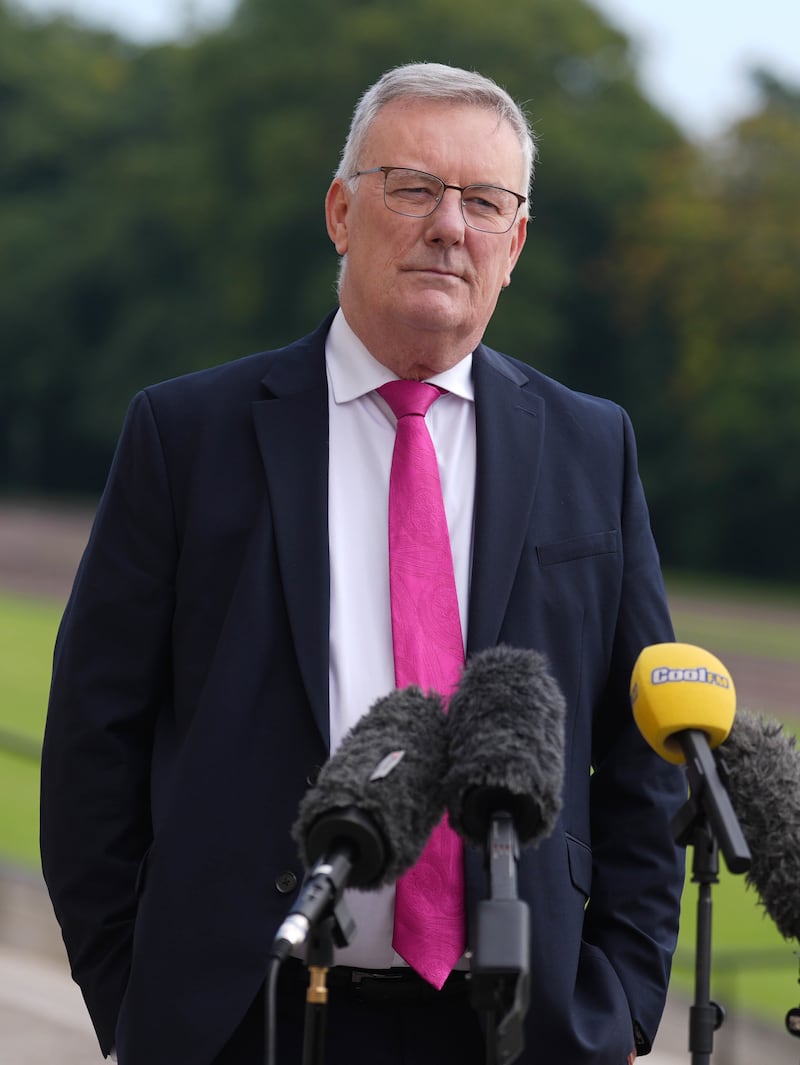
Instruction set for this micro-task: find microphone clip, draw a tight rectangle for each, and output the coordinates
[671,729,751,875]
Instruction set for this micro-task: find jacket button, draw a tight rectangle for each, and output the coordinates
[275,871,298,895]
[306,765,322,787]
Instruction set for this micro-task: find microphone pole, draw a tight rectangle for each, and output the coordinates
[471,811,530,1065]
[302,916,336,1065]
[298,863,357,1065]
[671,730,751,1063]
[672,777,726,1065]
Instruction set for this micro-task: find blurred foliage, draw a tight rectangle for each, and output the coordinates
[613,71,800,579]
[0,0,798,580]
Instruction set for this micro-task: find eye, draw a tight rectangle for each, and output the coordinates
[396,185,438,201]
[462,188,504,215]
[385,170,441,204]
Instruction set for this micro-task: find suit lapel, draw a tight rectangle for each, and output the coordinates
[251,321,332,745]
[468,345,544,653]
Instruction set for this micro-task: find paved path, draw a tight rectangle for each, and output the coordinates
[0,947,100,1063]
[0,501,92,603]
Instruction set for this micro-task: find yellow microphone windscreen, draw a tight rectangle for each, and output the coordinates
[630,642,736,764]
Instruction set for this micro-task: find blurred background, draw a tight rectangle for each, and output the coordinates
[1,0,799,1061]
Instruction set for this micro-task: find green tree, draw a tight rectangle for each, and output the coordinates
[0,6,208,488]
[613,74,800,577]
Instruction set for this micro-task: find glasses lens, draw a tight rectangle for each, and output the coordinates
[462,186,520,233]
[383,169,444,216]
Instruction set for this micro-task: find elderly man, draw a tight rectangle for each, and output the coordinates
[41,62,684,1064]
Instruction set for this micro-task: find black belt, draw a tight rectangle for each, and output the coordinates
[282,957,471,1004]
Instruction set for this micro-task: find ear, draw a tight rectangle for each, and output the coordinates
[325,178,350,255]
[502,216,528,288]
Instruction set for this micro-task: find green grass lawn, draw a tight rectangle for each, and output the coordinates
[0,593,62,868]
[1,582,799,1031]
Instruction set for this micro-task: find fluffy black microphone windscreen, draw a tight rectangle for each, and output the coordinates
[292,686,448,890]
[444,645,566,847]
[718,708,800,941]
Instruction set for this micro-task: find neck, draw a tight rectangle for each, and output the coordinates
[340,306,476,381]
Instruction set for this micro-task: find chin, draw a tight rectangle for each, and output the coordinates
[396,292,471,333]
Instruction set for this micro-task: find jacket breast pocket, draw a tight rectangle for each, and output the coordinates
[536,529,619,567]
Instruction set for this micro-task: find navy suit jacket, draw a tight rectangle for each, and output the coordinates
[41,313,685,1064]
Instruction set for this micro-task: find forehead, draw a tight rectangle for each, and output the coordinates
[363,99,525,186]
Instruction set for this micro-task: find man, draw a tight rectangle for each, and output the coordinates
[41,62,685,1064]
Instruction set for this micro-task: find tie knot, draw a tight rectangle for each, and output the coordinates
[378,380,443,420]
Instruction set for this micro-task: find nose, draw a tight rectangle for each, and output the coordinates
[424,186,466,245]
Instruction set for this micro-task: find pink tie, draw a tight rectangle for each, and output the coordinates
[378,379,466,990]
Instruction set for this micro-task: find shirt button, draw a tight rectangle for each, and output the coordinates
[275,871,298,895]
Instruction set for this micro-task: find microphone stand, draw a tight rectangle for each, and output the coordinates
[301,898,355,1065]
[471,812,530,1065]
[674,808,725,1064]
[672,732,751,1065]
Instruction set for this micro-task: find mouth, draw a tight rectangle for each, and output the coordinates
[406,265,465,281]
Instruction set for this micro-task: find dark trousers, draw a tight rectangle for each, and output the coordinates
[211,961,486,1065]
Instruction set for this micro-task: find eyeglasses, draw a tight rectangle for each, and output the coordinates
[353,166,526,234]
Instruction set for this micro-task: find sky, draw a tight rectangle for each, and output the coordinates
[11,0,800,141]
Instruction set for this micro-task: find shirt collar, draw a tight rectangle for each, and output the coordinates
[326,308,475,405]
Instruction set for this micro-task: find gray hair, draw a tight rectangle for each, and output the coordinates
[335,62,537,206]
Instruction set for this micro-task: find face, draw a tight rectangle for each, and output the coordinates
[326,99,528,379]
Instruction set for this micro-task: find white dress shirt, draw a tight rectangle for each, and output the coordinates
[325,308,476,968]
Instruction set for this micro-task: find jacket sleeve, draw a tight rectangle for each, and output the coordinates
[40,390,177,1054]
[584,406,687,1055]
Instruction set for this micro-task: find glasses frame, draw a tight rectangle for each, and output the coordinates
[353,166,527,234]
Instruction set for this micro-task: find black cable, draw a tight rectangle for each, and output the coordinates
[264,954,282,1065]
